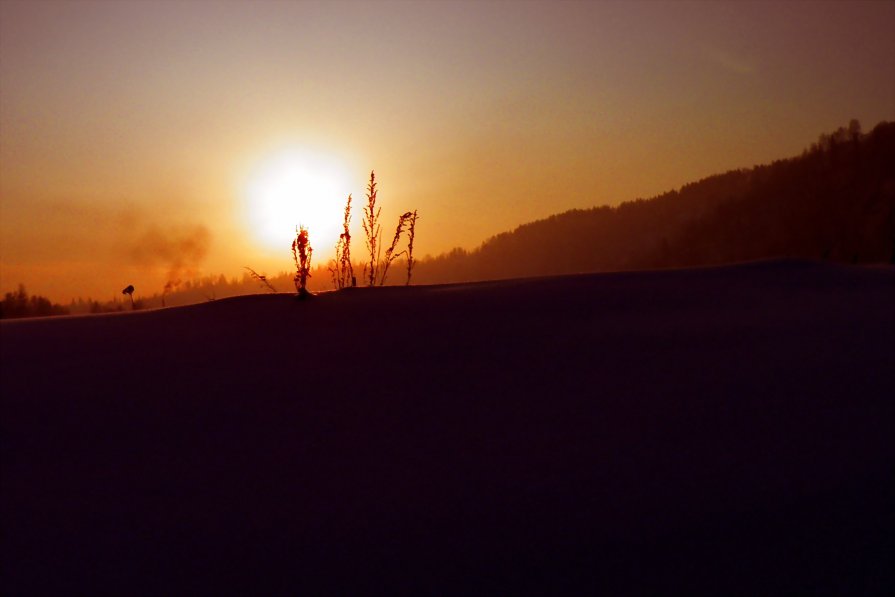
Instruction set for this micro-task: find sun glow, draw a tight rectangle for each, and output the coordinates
[244,148,352,254]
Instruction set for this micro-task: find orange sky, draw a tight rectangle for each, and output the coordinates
[2,0,894,302]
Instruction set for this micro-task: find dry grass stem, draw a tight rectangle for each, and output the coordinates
[405,210,418,285]
[292,226,313,298]
[362,171,382,287]
[244,267,278,293]
[330,194,356,289]
[380,211,411,285]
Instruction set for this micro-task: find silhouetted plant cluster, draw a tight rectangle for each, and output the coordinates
[359,170,420,287]
[319,170,420,290]
[0,285,69,319]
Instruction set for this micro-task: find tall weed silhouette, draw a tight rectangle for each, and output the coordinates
[405,209,419,285]
[292,226,313,299]
[355,171,420,286]
[362,171,382,287]
[380,211,412,285]
[329,194,356,289]
[245,267,277,293]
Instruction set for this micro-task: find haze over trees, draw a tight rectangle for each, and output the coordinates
[0,285,69,319]
[408,120,895,284]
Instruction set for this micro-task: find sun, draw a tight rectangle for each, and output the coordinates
[244,148,352,253]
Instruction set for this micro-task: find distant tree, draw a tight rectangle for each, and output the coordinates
[122,285,135,309]
[0,285,27,318]
[0,284,69,319]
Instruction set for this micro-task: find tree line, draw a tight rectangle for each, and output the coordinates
[405,120,894,284]
[1,285,69,319]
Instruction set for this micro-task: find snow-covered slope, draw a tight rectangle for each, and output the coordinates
[2,260,893,595]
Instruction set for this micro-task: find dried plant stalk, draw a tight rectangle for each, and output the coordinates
[340,194,356,288]
[244,267,277,293]
[405,210,418,285]
[362,171,381,287]
[292,226,313,298]
[328,251,340,289]
[330,194,356,289]
[380,211,411,285]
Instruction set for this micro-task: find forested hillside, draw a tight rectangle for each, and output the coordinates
[409,120,894,284]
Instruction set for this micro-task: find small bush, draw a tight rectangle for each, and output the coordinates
[0,285,69,319]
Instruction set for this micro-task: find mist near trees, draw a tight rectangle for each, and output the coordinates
[1,285,69,319]
[408,120,894,284]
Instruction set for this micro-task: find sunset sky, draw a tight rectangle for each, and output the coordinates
[2,0,893,302]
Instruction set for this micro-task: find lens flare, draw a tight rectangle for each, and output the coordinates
[244,148,351,253]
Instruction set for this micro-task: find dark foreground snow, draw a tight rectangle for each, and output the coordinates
[2,260,893,595]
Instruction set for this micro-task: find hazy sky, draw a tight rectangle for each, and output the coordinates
[2,0,893,301]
